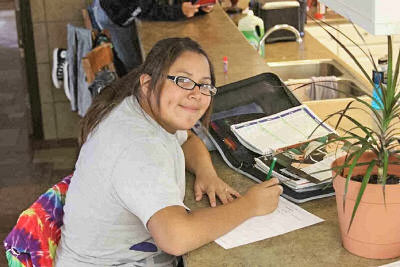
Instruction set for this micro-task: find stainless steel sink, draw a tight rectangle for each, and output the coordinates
[285,78,365,102]
[267,59,344,81]
[266,59,367,102]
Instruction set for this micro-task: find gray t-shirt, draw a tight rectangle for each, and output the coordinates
[56,97,188,266]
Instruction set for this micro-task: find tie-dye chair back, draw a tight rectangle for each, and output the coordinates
[3,174,72,267]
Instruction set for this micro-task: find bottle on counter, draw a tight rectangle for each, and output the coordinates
[238,10,265,56]
[371,70,384,134]
[378,55,388,84]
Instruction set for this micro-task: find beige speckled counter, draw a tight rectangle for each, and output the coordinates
[137,5,269,87]
[136,4,398,266]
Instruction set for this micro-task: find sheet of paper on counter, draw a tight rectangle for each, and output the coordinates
[380,261,400,267]
[215,197,324,249]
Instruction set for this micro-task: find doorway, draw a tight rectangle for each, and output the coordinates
[0,0,43,140]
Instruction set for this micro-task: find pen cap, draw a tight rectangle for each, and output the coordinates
[223,56,228,62]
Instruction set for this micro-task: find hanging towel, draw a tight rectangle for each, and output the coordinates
[307,76,338,100]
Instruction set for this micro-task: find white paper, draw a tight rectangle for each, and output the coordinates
[230,105,334,154]
[380,261,400,267]
[215,197,324,249]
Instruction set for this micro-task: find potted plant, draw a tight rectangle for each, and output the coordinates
[307,19,400,259]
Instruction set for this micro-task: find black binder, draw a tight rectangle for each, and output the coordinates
[207,73,335,203]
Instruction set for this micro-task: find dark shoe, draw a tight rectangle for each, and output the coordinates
[52,48,67,88]
[63,62,72,101]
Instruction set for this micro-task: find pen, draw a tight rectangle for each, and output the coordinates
[211,121,237,151]
[223,137,237,151]
[266,157,277,181]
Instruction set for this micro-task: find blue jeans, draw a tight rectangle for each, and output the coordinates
[91,0,142,71]
[67,24,93,116]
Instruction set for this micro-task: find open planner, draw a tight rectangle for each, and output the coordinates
[230,105,349,191]
[230,105,334,155]
[199,72,345,203]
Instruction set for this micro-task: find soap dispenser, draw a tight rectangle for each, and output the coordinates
[238,10,265,56]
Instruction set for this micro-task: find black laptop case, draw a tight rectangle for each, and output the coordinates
[206,73,335,203]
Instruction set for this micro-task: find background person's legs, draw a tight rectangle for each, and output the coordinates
[91,0,142,72]
[75,27,93,117]
[67,24,78,111]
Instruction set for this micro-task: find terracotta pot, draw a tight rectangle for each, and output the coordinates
[332,152,400,259]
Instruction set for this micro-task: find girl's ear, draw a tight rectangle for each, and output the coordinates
[139,74,152,96]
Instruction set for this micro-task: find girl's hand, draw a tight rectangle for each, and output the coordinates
[182,2,200,18]
[243,178,283,216]
[194,171,241,207]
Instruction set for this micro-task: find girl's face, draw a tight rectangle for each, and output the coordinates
[143,51,212,133]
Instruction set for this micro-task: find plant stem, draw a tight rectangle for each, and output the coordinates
[378,166,384,183]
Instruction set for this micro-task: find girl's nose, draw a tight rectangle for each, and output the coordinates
[188,85,202,99]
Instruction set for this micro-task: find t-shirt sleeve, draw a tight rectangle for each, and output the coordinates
[111,140,185,229]
[175,130,188,146]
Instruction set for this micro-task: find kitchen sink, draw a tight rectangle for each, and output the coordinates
[267,59,344,81]
[285,78,365,102]
[266,59,367,102]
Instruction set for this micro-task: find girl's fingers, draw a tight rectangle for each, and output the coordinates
[262,178,280,187]
[207,190,217,207]
[194,184,203,201]
[226,194,234,202]
[217,190,228,205]
[228,188,241,198]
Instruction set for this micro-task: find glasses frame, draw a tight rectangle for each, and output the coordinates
[167,75,217,96]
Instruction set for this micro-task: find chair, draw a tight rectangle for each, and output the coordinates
[3,174,73,267]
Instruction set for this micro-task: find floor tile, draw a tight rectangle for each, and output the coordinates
[0,128,19,146]
[0,150,31,165]
[0,113,29,129]
[33,147,78,169]
[0,184,45,216]
[0,5,78,266]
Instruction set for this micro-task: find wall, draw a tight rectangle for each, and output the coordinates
[30,0,91,140]
[320,0,400,35]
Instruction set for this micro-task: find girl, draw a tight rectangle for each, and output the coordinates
[56,37,282,266]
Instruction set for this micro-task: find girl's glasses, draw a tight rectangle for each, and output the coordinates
[167,75,217,96]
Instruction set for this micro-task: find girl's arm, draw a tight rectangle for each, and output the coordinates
[181,130,240,207]
[147,178,282,256]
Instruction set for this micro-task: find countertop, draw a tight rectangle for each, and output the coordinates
[137,5,267,87]
[136,4,396,266]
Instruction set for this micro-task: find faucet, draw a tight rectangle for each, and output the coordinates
[257,24,302,53]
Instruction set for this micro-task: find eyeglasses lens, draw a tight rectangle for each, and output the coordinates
[174,76,216,96]
[175,77,190,89]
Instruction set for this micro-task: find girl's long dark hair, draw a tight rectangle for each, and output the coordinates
[79,37,215,146]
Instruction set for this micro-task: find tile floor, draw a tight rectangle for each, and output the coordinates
[0,5,78,266]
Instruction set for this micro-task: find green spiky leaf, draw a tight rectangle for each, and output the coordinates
[347,159,376,233]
